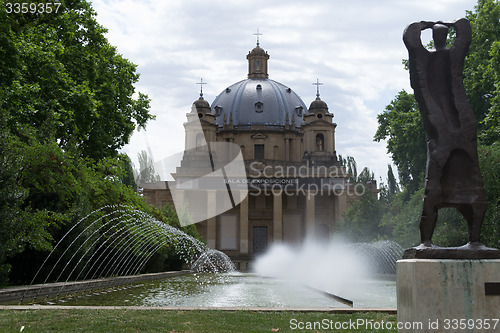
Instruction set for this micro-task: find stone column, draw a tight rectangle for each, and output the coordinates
[273,190,283,242]
[305,190,315,238]
[206,190,217,249]
[239,191,249,254]
[327,131,334,153]
[285,139,290,161]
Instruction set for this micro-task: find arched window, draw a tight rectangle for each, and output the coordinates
[316,133,324,151]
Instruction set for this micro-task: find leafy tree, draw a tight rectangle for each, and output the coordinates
[338,155,376,184]
[380,190,421,248]
[336,157,384,241]
[339,192,388,242]
[465,0,500,144]
[357,167,375,185]
[374,91,426,195]
[379,165,400,207]
[0,132,27,284]
[478,144,500,248]
[3,139,88,284]
[0,0,153,159]
[387,165,400,198]
[118,154,137,189]
[137,150,161,184]
[338,155,357,183]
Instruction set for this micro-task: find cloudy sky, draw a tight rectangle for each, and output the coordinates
[89,0,477,183]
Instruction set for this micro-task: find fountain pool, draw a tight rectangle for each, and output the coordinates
[36,272,396,308]
[10,205,400,309]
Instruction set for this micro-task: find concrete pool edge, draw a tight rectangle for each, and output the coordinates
[0,270,193,304]
[0,305,397,314]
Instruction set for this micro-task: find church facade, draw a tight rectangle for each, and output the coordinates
[143,42,373,269]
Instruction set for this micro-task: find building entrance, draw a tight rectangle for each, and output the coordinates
[252,226,268,255]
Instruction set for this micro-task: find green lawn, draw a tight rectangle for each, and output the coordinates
[0,309,397,333]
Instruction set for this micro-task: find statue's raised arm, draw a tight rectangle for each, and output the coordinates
[450,18,472,75]
[403,21,433,91]
[403,21,434,51]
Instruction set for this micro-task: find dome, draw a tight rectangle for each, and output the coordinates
[211,78,307,128]
[309,97,329,112]
[248,45,267,56]
[194,96,210,109]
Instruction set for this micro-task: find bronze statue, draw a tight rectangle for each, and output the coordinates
[402,19,499,258]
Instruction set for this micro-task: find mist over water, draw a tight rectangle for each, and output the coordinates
[252,238,371,295]
[252,238,402,307]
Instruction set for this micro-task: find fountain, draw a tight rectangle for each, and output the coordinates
[349,240,404,275]
[2,205,234,304]
[0,205,400,308]
[252,239,401,307]
[191,249,236,273]
[15,238,399,308]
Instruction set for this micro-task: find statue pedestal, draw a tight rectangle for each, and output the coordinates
[397,259,500,333]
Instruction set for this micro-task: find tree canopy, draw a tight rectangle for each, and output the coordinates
[0,0,153,160]
[465,0,500,144]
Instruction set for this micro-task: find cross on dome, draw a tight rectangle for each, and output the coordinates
[313,79,323,99]
[253,28,263,46]
[196,78,207,98]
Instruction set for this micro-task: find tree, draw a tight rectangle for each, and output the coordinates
[379,165,400,206]
[478,144,500,248]
[387,165,400,198]
[339,192,388,242]
[336,156,385,241]
[0,0,153,160]
[136,150,161,184]
[374,90,426,195]
[118,154,137,189]
[0,131,27,284]
[465,0,500,144]
[357,167,375,185]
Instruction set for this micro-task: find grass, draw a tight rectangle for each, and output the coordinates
[0,309,398,332]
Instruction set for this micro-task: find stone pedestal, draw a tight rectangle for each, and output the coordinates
[397,259,500,332]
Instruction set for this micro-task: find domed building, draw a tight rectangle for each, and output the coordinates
[143,41,372,270]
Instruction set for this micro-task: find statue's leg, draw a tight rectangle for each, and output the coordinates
[419,189,439,246]
[458,201,487,244]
